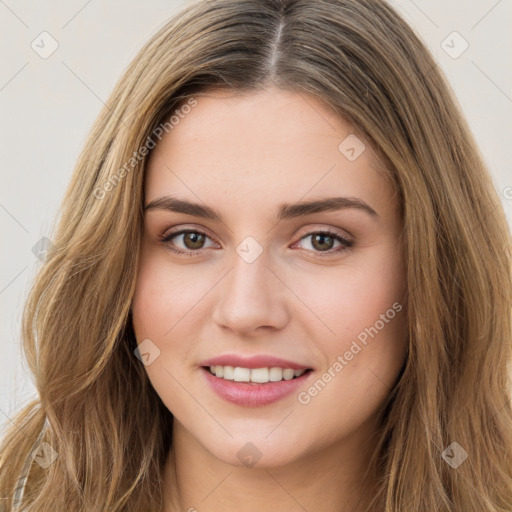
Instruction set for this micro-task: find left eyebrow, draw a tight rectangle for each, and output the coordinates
[277,196,379,220]
[144,195,379,222]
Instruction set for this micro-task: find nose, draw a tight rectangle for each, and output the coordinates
[211,249,289,336]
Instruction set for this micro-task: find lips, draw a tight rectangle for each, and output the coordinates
[200,354,312,371]
[201,366,313,406]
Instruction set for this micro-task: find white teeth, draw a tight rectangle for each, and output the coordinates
[223,366,234,380]
[282,369,295,380]
[208,365,308,383]
[233,367,251,382]
[250,367,269,383]
[269,367,283,381]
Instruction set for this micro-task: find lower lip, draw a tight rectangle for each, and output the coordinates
[201,367,313,407]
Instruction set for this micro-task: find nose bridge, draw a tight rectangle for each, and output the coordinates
[231,246,270,296]
[212,243,288,333]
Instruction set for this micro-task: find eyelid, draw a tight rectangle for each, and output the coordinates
[160,224,219,243]
[294,224,353,242]
[160,223,352,241]
[159,224,354,256]
[292,229,354,255]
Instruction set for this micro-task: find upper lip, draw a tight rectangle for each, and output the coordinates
[200,354,312,371]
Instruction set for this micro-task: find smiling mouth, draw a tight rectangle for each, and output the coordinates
[202,365,313,384]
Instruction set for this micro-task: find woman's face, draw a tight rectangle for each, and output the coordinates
[131,86,407,469]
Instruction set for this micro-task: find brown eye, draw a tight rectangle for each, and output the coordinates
[161,229,216,255]
[311,233,335,251]
[181,232,206,250]
[296,230,353,255]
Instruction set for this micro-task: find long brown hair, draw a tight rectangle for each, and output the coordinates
[1,0,511,510]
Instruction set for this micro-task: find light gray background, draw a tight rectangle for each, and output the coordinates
[1,0,511,433]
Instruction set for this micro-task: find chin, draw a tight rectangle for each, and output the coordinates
[203,434,306,469]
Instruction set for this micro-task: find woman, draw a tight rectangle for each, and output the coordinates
[1,0,511,510]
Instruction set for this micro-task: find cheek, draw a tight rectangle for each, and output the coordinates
[131,249,222,393]
[292,244,405,354]
[131,249,205,341]
[293,264,406,438]
[130,256,198,411]
[290,244,407,419]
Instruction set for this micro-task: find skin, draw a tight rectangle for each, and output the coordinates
[131,86,408,512]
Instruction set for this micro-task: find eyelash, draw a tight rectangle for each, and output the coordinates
[160,228,354,258]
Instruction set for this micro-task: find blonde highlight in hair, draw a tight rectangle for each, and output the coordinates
[1,0,511,510]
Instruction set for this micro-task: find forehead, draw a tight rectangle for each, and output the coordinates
[144,87,395,221]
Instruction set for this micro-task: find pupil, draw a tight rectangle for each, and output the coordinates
[313,234,333,251]
[185,232,204,249]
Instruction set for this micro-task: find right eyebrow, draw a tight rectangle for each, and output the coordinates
[145,196,222,219]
